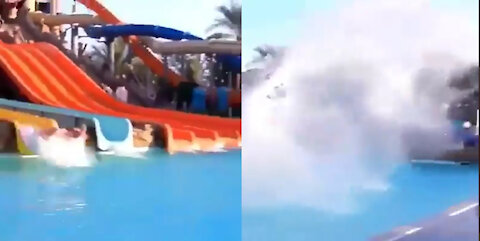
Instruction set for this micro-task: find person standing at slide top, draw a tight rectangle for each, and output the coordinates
[176,66,199,111]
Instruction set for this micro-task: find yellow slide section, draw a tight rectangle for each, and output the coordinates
[0,108,58,155]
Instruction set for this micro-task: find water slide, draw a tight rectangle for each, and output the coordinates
[85,24,242,106]
[0,107,58,155]
[73,0,241,143]
[76,0,184,87]
[0,98,133,152]
[85,24,241,72]
[0,41,240,153]
[28,12,104,26]
[26,9,241,103]
[27,13,241,55]
[85,24,241,55]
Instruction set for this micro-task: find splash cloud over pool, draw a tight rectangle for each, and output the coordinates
[242,0,478,213]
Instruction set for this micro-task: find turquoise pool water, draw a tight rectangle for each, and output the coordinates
[243,163,478,241]
[0,150,241,241]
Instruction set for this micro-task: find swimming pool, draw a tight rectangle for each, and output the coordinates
[242,163,478,241]
[0,150,241,241]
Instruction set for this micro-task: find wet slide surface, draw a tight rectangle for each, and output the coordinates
[0,107,58,155]
[0,41,240,153]
[0,98,132,152]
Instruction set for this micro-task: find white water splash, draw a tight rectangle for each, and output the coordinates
[243,0,478,213]
[19,126,97,168]
[36,135,96,168]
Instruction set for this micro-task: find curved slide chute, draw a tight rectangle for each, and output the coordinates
[0,98,134,152]
[0,41,240,153]
[85,24,241,106]
[76,0,183,87]
[85,24,241,73]
[86,24,203,41]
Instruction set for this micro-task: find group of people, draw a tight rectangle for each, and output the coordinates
[97,62,240,117]
[100,83,128,103]
[158,80,234,116]
[155,67,241,117]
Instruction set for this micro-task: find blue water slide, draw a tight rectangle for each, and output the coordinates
[85,24,240,72]
[0,98,134,152]
[86,24,203,41]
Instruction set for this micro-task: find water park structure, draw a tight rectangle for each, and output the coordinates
[0,0,242,155]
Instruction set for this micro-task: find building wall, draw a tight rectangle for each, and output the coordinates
[25,0,58,14]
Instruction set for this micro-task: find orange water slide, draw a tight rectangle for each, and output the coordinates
[0,41,240,153]
[75,0,240,136]
[77,0,183,87]
[32,42,241,144]
[0,41,194,153]
[31,43,239,132]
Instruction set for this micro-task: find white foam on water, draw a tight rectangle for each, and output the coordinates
[243,0,478,213]
[36,134,96,168]
[19,126,97,168]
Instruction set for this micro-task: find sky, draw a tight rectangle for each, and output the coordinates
[58,0,230,38]
[242,0,479,65]
[55,0,478,65]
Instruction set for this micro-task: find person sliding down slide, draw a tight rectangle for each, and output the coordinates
[19,124,94,167]
[37,125,88,140]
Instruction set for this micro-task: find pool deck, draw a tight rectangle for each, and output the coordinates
[370,200,479,241]
[410,147,478,165]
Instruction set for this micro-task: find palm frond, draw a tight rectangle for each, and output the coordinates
[206,1,241,40]
[206,32,235,40]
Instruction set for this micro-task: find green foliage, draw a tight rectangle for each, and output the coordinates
[207,1,241,41]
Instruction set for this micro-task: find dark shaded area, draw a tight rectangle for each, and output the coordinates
[0,0,25,23]
[0,120,18,153]
[176,66,199,110]
[154,77,175,106]
[447,65,478,123]
[231,105,241,118]
[0,65,27,101]
[152,124,166,148]
[85,126,99,151]
[449,66,478,90]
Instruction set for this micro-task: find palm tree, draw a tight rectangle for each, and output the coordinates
[245,45,285,71]
[86,37,133,77]
[252,45,284,62]
[206,1,241,41]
